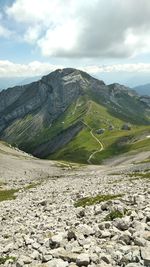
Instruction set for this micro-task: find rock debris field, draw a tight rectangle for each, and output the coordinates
[0,144,150,267]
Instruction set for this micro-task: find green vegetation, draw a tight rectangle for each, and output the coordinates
[55,161,85,170]
[74,193,123,207]
[0,188,19,202]
[0,256,16,264]
[93,127,150,164]
[108,179,123,184]
[0,181,42,202]
[84,101,123,129]
[49,100,150,164]
[88,87,150,125]
[24,182,42,190]
[105,210,125,221]
[48,100,123,163]
[3,93,150,165]
[134,157,150,164]
[13,96,88,152]
[128,171,150,181]
[49,127,99,164]
[109,172,121,176]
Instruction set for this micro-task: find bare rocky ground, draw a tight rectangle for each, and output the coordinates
[0,142,150,267]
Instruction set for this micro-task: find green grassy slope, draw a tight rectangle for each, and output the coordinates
[4,95,150,165]
[93,126,150,164]
[49,100,150,164]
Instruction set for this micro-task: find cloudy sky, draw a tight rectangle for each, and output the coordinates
[1,0,150,86]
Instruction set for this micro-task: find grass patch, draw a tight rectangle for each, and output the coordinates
[55,161,85,170]
[0,181,42,202]
[134,157,150,164]
[24,182,41,190]
[0,256,16,264]
[74,194,123,207]
[105,209,127,221]
[51,100,150,165]
[128,172,150,181]
[49,127,99,164]
[109,172,122,176]
[108,179,123,184]
[0,188,19,202]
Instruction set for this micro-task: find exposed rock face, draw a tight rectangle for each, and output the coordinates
[0,69,84,132]
[0,68,149,157]
[0,69,91,153]
[140,96,150,108]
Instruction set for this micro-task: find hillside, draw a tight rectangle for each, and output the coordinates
[0,141,61,190]
[48,99,150,164]
[0,68,150,164]
[0,140,150,267]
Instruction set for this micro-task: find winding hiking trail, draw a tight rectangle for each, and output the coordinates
[73,99,104,164]
[83,122,104,164]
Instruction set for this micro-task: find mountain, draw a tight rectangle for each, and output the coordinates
[0,68,150,164]
[134,83,150,96]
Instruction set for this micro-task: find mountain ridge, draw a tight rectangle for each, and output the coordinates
[0,68,150,163]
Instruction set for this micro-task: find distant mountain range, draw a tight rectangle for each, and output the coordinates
[133,84,150,96]
[0,76,41,91]
[0,68,150,164]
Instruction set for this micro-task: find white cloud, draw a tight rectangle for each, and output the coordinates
[0,25,11,38]
[38,20,80,56]
[81,64,150,74]
[1,60,150,78]
[5,0,150,58]
[0,60,63,77]
[6,0,72,25]
[24,26,42,43]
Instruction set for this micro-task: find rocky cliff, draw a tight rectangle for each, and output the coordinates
[0,68,149,158]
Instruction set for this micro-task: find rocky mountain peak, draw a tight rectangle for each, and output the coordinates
[0,68,149,157]
[108,83,138,97]
[42,68,105,87]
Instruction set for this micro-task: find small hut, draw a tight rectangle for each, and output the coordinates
[96,128,105,134]
[108,125,114,131]
[121,123,131,130]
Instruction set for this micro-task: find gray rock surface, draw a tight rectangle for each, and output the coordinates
[0,142,150,267]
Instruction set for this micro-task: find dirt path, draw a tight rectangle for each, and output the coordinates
[87,129,104,164]
[83,122,104,164]
[73,100,104,164]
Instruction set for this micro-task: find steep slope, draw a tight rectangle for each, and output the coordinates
[0,140,62,193]
[49,100,150,164]
[0,140,150,267]
[0,68,150,164]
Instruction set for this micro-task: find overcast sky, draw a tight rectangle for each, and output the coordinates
[1,0,150,86]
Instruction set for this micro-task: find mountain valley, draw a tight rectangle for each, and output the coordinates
[0,68,150,164]
[0,69,150,266]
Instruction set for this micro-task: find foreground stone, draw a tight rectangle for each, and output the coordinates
[0,156,150,267]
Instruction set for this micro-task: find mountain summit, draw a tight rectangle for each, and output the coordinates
[0,68,150,163]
